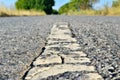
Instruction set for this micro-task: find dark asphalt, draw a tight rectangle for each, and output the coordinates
[0,16,120,80]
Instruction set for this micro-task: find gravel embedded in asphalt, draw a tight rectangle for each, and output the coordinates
[0,16,120,80]
[70,17,120,80]
[0,16,53,80]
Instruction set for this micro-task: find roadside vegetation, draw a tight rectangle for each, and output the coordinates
[0,0,120,16]
[59,0,99,15]
[59,0,120,16]
[15,0,55,14]
[0,0,55,17]
[0,6,45,17]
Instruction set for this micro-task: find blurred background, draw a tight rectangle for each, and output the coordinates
[0,0,120,16]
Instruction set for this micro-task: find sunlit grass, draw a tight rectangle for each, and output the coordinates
[67,9,95,15]
[0,7,46,17]
[64,5,120,16]
[106,6,120,15]
[1,5,120,16]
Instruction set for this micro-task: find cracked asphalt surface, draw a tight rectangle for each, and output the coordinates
[0,16,120,80]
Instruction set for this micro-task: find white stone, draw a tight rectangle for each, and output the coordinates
[30,64,96,80]
[33,55,61,66]
[45,43,80,50]
[25,67,50,80]
[47,38,77,44]
[86,73,104,80]
[70,51,87,57]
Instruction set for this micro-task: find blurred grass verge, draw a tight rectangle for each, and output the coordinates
[0,7,46,17]
[61,5,120,16]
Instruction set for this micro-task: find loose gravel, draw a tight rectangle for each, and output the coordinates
[0,16,120,80]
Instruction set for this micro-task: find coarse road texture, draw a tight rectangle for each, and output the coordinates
[24,22,103,80]
[0,16,120,80]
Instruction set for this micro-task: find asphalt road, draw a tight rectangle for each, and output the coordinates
[0,16,120,80]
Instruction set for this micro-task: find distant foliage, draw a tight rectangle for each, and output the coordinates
[59,3,70,14]
[59,0,99,14]
[52,9,59,14]
[15,0,55,14]
[112,0,120,7]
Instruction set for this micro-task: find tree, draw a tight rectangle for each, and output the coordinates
[42,0,55,14]
[59,3,70,14]
[112,0,120,7]
[71,0,99,10]
[59,0,99,14]
[15,0,55,14]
